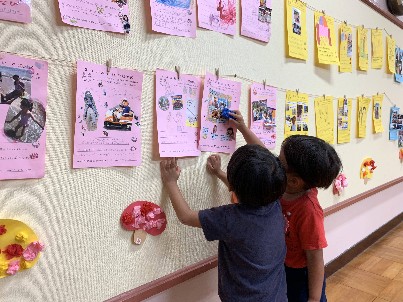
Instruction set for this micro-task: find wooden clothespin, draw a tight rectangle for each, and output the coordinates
[215,68,219,81]
[175,66,180,80]
[344,20,347,25]
[263,79,266,90]
[106,59,112,75]
[296,89,299,95]
[323,94,326,100]
[322,10,325,15]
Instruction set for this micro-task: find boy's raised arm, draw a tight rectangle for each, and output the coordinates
[229,110,265,148]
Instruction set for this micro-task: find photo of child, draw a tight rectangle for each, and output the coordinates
[252,100,267,122]
[0,66,31,105]
[104,99,134,131]
[258,0,272,24]
[292,8,301,35]
[207,90,231,123]
[399,130,403,148]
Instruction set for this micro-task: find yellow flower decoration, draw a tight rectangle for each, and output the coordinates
[15,232,28,242]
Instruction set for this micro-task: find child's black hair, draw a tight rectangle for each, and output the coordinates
[227,144,286,207]
[282,135,342,189]
[20,98,33,111]
[12,75,20,81]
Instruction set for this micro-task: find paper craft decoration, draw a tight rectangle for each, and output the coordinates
[197,0,236,35]
[0,0,32,23]
[150,0,197,38]
[357,96,371,138]
[333,173,348,196]
[314,95,334,144]
[199,72,241,153]
[357,26,369,71]
[58,0,131,34]
[371,29,383,69]
[387,36,396,74]
[0,219,44,278]
[372,94,384,133]
[399,149,403,160]
[284,90,308,138]
[121,201,167,250]
[286,0,308,60]
[339,24,353,73]
[337,97,352,144]
[73,61,143,168]
[250,83,277,149]
[155,69,201,157]
[314,12,339,65]
[0,53,48,180]
[395,47,403,83]
[389,106,401,141]
[360,158,376,179]
[241,0,272,42]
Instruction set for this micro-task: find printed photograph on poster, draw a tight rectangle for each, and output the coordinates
[284,90,309,138]
[389,106,400,140]
[58,0,131,33]
[155,69,201,157]
[241,0,272,42]
[198,0,236,35]
[0,53,48,180]
[337,97,352,144]
[73,61,143,168]
[399,130,403,148]
[395,47,403,83]
[0,0,32,23]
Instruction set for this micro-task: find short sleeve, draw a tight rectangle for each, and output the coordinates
[198,206,229,241]
[297,202,327,250]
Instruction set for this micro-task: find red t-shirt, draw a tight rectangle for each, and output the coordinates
[281,188,327,268]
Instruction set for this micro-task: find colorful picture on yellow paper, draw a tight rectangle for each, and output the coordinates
[286,0,308,60]
[314,12,339,65]
[372,94,384,133]
[357,96,371,138]
[285,90,309,138]
[337,97,352,144]
[315,96,334,144]
[387,36,396,74]
[357,27,368,71]
[339,24,352,72]
[371,29,383,69]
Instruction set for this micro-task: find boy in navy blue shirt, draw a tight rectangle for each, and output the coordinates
[160,145,288,302]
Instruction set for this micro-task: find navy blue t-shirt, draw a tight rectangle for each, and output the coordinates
[199,201,287,302]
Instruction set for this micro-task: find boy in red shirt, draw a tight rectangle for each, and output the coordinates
[208,110,342,302]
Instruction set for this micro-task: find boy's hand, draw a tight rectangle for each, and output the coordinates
[160,158,181,185]
[206,154,223,176]
[229,110,246,130]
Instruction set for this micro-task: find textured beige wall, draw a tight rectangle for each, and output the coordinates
[0,0,402,301]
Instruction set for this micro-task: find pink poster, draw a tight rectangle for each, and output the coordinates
[197,0,236,36]
[73,61,143,168]
[250,83,277,149]
[156,69,201,157]
[150,0,197,38]
[0,0,32,23]
[199,72,241,153]
[58,0,131,34]
[241,0,272,42]
[0,53,48,180]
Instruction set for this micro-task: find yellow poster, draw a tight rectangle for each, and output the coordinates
[339,24,353,73]
[314,12,339,65]
[371,29,383,69]
[357,26,368,71]
[337,97,352,144]
[372,94,384,133]
[387,35,396,74]
[285,90,309,138]
[357,96,371,138]
[314,96,334,144]
[286,0,308,60]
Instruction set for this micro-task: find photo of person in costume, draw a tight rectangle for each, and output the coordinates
[0,66,31,105]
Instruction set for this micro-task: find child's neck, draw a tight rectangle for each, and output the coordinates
[282,189,309,201]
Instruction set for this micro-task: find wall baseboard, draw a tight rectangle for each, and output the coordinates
[325,212,403,277]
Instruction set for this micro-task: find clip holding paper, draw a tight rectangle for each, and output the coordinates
[106,59,112,75]
[175,66,180,80]
[322,10,325,15]
[344,20,347,25]
[323,94,326,100]
[215,68,219,81]
[263,79,266,90]
[296,89,299,95]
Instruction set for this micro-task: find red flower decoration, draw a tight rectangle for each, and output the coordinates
[140,202,155,217]
[2,244,24,260]
[0,225,6,235]
[121,212,133,225]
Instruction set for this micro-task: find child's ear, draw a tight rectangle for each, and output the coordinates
[230,192,239,204]
[287,174,305,190]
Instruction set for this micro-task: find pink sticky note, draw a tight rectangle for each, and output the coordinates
[156,69,201,157]
[241,0,272,42]
[0,0,32,23]
[197,0,236,36]
[199,73,241,153]
[58,0,131,34]
[150,0,197,38]
[0,53,48,180]
[250,83,277,149]
[73,61,143,168]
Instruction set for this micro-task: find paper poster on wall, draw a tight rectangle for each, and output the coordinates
[0,0,32,23]
[387,36,396,74]
[339,24,353,73]
[395,47,403,83]
[357,95,371,138]
[150,0,197,38]
[241,0,272,43]
[314,96,334,144]
[389,106,401,141]
[58,0,131,34]
[155,69,201,157]
[357,26,368,71]
[314,12,339,65]
[371,29,383,69]
[284,90,308,138]
[199,73,241,153]
[250,83,277,149]
[197,0,236,35]
[286,0,307,60]
[0,53,48,180]
[73,61,143,168]
[337,97,352,144]
[372,94,384,133]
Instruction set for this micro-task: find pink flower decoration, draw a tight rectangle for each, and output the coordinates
[0,225,6,235]
[23,241,44,261]
[6,260,20,275]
